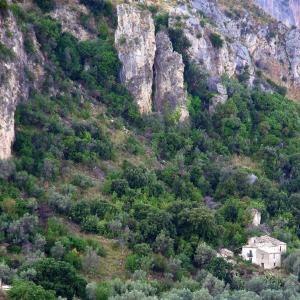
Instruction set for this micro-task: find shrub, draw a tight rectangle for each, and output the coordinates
[168,28,191,62]
[33,258,87,299]
[82,247,100,274]
[125,254,141,273]
[81,215,100,233]
[0,160,15,180]
[80,0,113,16]
[245,277,267,294]
[48,190,72,214]
[154,13,169,32]
[153,230,174,257]
[124,136,144,155]
[64,249,82,270]
[151,253,168,273]
[266,78,287,96]
[50,241,65,259]
[0,0,8,11]
[81,0,106,11]
[34,0,55,12]
[8,280,56,300]
[194,241,217,268]
[0,263,15,284]
[95,282,112,300]
[111,179,129,196]
[201,273,225,297]
[123,162,149,189]
[209,32,224,48]
[0,42,15,61]
[207,257,233,285]
[71,173,95,189]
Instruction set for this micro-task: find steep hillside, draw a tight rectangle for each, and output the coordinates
[2,0,300,299]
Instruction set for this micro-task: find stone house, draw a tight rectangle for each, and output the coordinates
[241,236,287,269]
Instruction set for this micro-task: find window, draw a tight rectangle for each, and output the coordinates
[280,246,281,252]
[274,262,276,267]
[273,254,275,259]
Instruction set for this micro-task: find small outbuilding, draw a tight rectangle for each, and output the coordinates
[241,235,287,269]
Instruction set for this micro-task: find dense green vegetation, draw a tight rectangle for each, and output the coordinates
[2,1,300,300]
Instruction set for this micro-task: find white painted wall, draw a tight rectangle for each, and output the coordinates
[256,250,282,269]
[242,244,286,269]
[242,246,257,263]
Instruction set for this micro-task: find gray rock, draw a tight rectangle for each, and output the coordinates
[115,4,156,114]
[50,0,95,41]
[254,0,300,28]
[247,174,258,185]
[154,31,188,121]
[0,9,28,159]
[168,0,300,100]
[209,83,228,113]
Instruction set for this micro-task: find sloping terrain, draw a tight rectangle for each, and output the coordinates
[1,0,300,299]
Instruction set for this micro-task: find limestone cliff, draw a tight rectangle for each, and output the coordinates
[115,4,156,114]
[0,9,28,160]
[167,0,300,101]
[154,31,188,122]
[254,0,300,28]
[115,4,188,121]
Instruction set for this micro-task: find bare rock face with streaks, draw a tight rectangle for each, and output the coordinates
[115,4,156,114]
[165,0,300,103]
[254,0,300,28]
[0,1,44,160]
[154,31,188,122]
[0,9,28,159]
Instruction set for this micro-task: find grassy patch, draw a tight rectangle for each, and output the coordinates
[61,218,129,280]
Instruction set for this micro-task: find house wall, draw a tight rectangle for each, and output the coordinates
[242,246,257,263]
[256,250,282,269]
[242,245,285,269]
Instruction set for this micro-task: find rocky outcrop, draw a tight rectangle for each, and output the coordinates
[286,29,300,87]
[50,0,95,41]
[254,0,300,28]
[0,9,28,160]
[209,82,228,113]
[169,5,255,82]
[115,4,189,121]
[166,0,300,103]
[250,208,261,227]
[115,4,156,114]
[154,31,188,121]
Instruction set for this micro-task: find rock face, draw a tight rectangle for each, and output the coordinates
[254,0,300,28]
[115,4,189,120]
[209,82,228,113]
[0,9,28,160]
[50,0,95,41]
[115,4,156,114]
[154,31,188,121]
[166,0,300,103]
[250,208,262,227]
